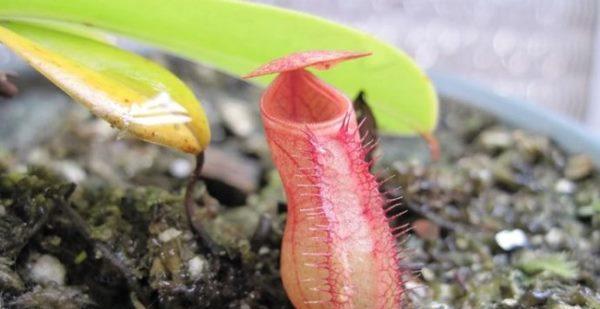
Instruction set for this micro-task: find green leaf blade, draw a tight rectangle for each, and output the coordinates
[0,0,438,135]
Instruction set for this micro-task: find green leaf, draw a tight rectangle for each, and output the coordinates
[0,0,438,135]
[0,21,210,154]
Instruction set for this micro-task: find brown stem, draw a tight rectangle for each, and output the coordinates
[184,152,220,255]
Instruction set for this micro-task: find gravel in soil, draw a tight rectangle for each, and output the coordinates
[0,58,599,308]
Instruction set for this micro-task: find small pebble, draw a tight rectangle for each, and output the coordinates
[565,154,594,180]
[158,228,182,243]
[545,228,565,248]
[29,255,66,286]
[169,159,192,179]
[493,165,522,190]
[479,129,513,151]
[554,179,575,194]
[54,161,86,183]
[495,229,528,251]
[532,290,552,299]
[0,205,5,217]
[522,290,551,306]
[412,219,440,241]
[218,97,256,137]
[258,246,270,255]
[473,169,493,184]
[513,131,549,158]
[501,298,518,307]
[530,235,544,246]
[437,283,455,300]
[455,237,469,250]
[187,256,206,280]
[492,254,509,266]
[421,267,435,281]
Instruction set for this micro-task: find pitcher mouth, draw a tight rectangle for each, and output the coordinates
[260,69,350,132]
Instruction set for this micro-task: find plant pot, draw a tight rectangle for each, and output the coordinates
[431,71,600,167]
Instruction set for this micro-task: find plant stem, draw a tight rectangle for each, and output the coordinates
[184,151,220,255]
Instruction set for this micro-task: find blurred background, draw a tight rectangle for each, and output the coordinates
[1,0,598,135]
[256,0,600,135]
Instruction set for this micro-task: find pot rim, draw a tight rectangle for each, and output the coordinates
[431,71,600,167]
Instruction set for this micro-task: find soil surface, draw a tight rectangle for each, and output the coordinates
[0,57,599,308]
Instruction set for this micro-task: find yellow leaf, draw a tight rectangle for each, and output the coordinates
[0,21,210,154]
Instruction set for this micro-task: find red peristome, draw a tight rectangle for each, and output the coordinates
[243,50,371,78]
[252,51,405,308]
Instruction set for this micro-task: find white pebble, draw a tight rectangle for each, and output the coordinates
[554,179,575,194]
[188,256,206,280]
[169,159,192,179]
[495,229,528,251]
[501,299,518,307]
[475,169,492,183]
[29,254,66,286]
[56,161,87,183]
[545,228,565,248]
[158,228,182,243]
[219,98,255,137]
[0,205,5,217]
[258,246,270,255]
